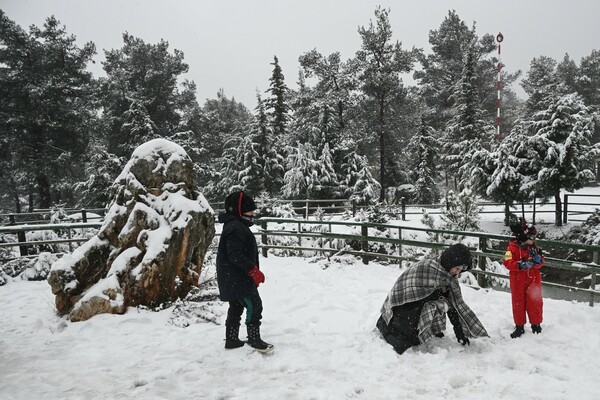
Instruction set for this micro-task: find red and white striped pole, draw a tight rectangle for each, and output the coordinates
[496,32,504,141]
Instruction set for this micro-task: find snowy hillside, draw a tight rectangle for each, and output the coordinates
[1,255,599,400]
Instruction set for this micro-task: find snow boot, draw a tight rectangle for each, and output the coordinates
[225,324,245,349]
[247,324,273,352]
[531,324,542,334]
[510,325,525,339]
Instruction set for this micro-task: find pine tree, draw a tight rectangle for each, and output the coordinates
[414,10,516,131]
[407,117,440,204]
[521,56,560,114]
[250,94,284,195]
[475,121,533,225]
[443,46,493,188]
[281,143,318,199]
[355,6,418,200]
[101,34,194,157]
[265,56,291,143]
[442,186,481,232]
[351,164,382,206]
[74,143,124,207]
[120,100,159,156]
[529,93,595,226]
[0,13,97,209]
[313,142,341,199]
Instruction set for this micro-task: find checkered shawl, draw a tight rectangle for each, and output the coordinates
[381,258,488,343]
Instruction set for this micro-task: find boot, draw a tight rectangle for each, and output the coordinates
[225,324,245,349]
[510,325,525,339]
[247,324,273,352]
[531,324,542,334]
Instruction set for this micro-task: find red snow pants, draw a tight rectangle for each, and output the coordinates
[509,269,543,326]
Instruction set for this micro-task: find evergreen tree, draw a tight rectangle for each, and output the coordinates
[407,117,440,204]
[313,142,341,199]
[250,94,284,195]
[414,10,518,131]
[521,55,560,114]
[74,143,124,207]
[529,93,595,226]
[556,53,579,94]
[577,50,600,109]
[355,6,418,200]
[442,186,481,232]
[281,143,318,199]
[119,100,159,156]
[0,13,97,209]
[443,46,493,188]
[265,56,291,143]
[100,34,194,157]
[351,164,382,206]
[474,121,534,225]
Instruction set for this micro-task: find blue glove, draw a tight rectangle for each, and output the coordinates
[518,260,534,270]
[529,248,543,265]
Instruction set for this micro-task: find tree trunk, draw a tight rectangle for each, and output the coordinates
[10,178,21,213]
[554,191,562,226]
[504,200,510,226]
[36,174,52,209]
[379,97,386,201]
[532,198,537,225]
[28,185,34,212]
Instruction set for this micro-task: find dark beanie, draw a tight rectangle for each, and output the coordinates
[224,191,256,216]
[440,243,472,271]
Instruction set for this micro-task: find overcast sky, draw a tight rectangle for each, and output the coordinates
[2,0,600,108]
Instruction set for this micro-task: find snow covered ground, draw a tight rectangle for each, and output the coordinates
[1,254,599,400]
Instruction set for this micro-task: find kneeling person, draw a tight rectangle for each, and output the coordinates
[376,243,488,354]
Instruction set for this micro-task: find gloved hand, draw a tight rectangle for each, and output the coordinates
[518,260,534,270]
[248,266,265,287]
[531,254,543,265]
[456,332,470,346]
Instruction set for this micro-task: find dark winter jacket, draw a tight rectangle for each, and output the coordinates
[216,212,260,301]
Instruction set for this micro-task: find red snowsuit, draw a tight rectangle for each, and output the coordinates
[503,239,544,326]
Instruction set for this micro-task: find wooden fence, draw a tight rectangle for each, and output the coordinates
[1,216,599,306]
[3,193,598,226]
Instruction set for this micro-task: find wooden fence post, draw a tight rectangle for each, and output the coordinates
[361,225,369,265]
[9,214,27,256]
[297,221,303,257]
[397,227,402,266]
[261,220,268,258]
[477,237,488,288]
[563,194,569,224]
[591,251,598,307]
[305,200,309,219]
[81,209,87,223]
[401,197,406,221]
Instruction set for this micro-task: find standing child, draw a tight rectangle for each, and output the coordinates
[216,191,273,352]
[503,219,544,338]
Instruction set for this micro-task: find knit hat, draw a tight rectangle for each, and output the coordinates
[224,191,257,216]
[440,243,472,271]
[510,219,537,243]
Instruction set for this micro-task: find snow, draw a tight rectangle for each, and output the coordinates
[1,254,600,399]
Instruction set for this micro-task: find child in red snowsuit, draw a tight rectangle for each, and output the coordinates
[503,220,544,338]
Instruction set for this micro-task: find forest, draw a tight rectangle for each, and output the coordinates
[1,7,599,225]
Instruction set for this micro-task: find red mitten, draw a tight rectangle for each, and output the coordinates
[248,266,265,287]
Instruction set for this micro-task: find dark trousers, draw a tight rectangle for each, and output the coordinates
[376,301,424,354]
[226,292,263,327]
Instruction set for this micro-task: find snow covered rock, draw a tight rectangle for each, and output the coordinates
[48,139,215,322]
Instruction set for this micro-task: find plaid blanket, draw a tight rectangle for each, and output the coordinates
[381,257,488,343]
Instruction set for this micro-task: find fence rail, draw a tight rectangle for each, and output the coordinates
[1,216,599,306]
[3,193,600,225]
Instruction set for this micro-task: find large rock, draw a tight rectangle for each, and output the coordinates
[48,139,215,321]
